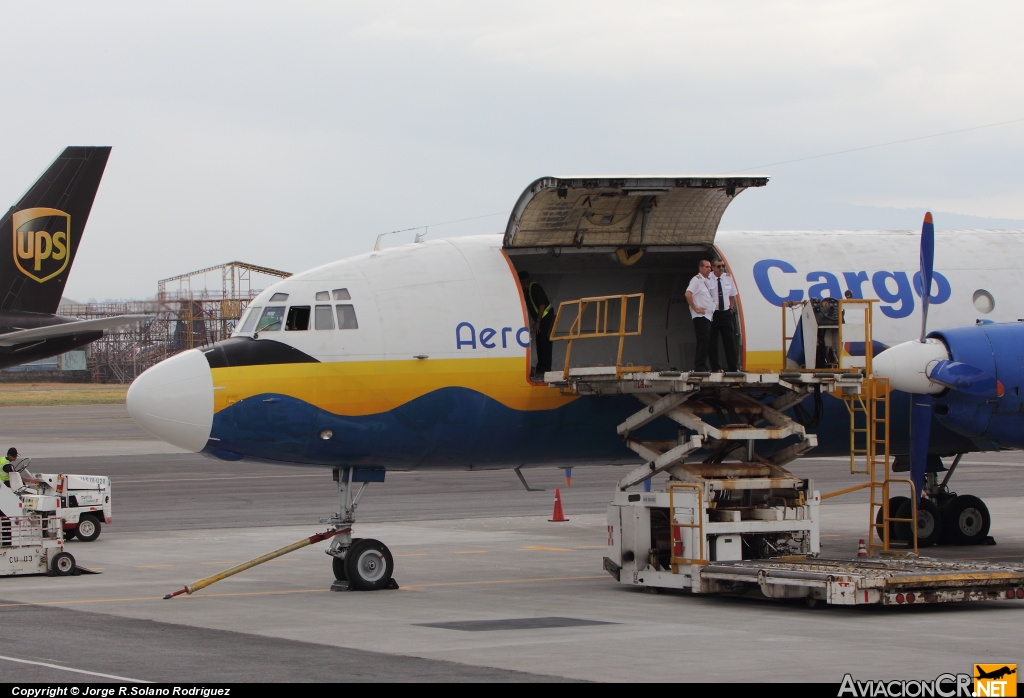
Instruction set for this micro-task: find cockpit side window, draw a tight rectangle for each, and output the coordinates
[333,288,351,301]
[256,306,285,332]
[285,306,310,331]
[314,305,335,330]
[336,304,358,329]
[240,306,262,333]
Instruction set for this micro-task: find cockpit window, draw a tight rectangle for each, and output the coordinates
[286,306,310,331]
[336,304,358,330]
[314,305,335,330]
[256,306,285,332]
[315,291,330,301]
[333,288,351,301]
[240,306,261,333]
[270,292,289,302]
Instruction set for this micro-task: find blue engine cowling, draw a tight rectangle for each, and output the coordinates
[929,321,1024,448]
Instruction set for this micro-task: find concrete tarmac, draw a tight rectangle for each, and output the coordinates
[1,405,1023,684]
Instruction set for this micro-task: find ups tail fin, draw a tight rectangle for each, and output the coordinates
[0,146,112,314]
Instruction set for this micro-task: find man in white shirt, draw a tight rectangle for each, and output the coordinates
[685,259,716,371]
[709,259,740,372]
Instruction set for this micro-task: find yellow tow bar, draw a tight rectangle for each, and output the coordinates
[163,527,349,599]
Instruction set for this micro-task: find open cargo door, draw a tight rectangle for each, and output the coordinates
[504,175,768,250]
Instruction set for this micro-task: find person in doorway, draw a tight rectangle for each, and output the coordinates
[709,259,740,372]
[518,271,554,378]
[685,260,716,371]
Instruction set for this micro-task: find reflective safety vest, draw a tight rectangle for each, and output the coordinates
[527,282,551,320]
[0,458,10,485]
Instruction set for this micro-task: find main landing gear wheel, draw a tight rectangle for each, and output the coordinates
[50,551,76,576]
[894,498,943,548]
[344,538,394,591]
[875,496,909,543]
[944,495,991,545]
[76,515,101,543]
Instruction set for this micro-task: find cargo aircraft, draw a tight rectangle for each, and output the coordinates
[126,175,1024,589]
[0,146,146,369]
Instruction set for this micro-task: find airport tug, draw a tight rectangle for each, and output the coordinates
[0,464,76,576]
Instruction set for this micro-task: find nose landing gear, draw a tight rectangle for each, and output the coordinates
[325,467,399,591]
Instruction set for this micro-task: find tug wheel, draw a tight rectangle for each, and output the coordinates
[344,539,394,591]
[51,552,76,576]
[76,515,101,543]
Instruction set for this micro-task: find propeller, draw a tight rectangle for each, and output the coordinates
[908,212,935,500]
[873,213,1003,500]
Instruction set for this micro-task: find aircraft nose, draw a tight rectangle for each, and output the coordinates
[127,349,214,452]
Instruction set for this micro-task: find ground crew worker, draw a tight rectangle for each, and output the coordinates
[518,270,554,378]
[0,448,18,488]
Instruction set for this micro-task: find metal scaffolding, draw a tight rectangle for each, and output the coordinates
[60,262,290,383]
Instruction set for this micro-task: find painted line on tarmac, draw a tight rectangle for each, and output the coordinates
[0,655,149,683]
[454,550,489,555]
[114,473,327,484]
[520,546,575,552]
[400,575,607,591]
[0,575,607,607]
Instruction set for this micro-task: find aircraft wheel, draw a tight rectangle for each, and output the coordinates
[76,515,101,542]
[944,495,991,545]
[332,538,361,581]
[51,551,76,576]
[344,539,394,591]
[894,498,943,548]
[875,496,910,543]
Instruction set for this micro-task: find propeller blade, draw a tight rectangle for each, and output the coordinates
[927,359,1004,399]
[919,212,935,343]
[909,393,932,502]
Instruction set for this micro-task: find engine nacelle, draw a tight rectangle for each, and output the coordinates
[930,322,1024,448]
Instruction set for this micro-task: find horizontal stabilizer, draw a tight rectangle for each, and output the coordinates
[0,315,149,347]
[927,359,1003,399]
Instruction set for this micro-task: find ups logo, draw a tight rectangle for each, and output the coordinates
[11,207,70,283]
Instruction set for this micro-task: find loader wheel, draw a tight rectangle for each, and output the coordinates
[51,552,76,576]
[63,528,76,542]
[344,539,394,591]
[76,515,101,543]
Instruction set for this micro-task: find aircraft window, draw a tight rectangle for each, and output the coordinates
[270,293,289,302]
[285,306,311,331]
[240,306,261,333]
[255,306,285,332]
[973,289,994,314]
[316,291,330,301]
[314,305,335,330]
[333,288,351,301]
[336,304,358,330]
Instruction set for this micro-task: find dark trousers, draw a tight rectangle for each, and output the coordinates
[534,313,555,376]
[710,309,739,371]
[692,316,712,371]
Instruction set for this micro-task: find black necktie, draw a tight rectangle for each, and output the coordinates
[717,277,725,311]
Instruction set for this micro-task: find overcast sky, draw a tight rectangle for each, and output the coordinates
[2,2,1022,301]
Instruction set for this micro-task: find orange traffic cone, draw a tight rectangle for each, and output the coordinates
[857,539,867,557]
[549,488,568,522]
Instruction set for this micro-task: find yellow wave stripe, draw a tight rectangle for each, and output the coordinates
[212,357,578,417]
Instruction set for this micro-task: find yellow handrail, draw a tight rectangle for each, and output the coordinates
[550,293,646,379]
